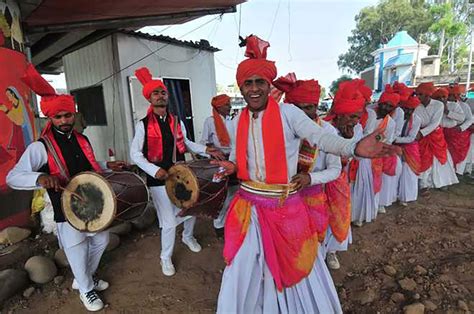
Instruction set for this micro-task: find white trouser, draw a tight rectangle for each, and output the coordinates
[57,223,109,294]
[160,217,196,260]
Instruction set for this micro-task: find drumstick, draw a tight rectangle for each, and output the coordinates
[59,186,85,202]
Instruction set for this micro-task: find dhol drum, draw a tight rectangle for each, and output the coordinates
[165,159,228,218]
[61,171,149,232]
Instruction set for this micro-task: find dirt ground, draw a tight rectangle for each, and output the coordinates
[3,178,474,313]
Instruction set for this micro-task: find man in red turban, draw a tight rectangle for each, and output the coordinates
[394,94,422,205]
[274,73,350,271]
[200,93,237,237]
[414,83,458,194]
[130,67,224,277]
[215,35,400,314]
[446,84,473,175]
[7,64,127,312]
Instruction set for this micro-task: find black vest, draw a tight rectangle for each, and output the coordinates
[142,114,185,186]
[39,130,93,222]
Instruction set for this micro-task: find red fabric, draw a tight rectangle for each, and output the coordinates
[392,81,411,102]
[273,73,321,104]
[211,94,231,108]
[236,35,277,87]
[300,184,329,243]
[212,109,230,147]
[372,158,383,193]
[41,123,101,183]
[21,63,75,117]
[400,141,421,175]
[354,79,372,102]
[360,109,369,129]
[135,67,167,100]
[416,82,435,96]
[379,84,400,107]
[432,88,449,99]
[146,108,186,163]
[382,155,397,176]
[401,95,421,109]
[224,190,319,291]
[236,97,288,183]
[324,80,365,121]
[325,171,351,243]
[444,127,471,165]
[447,84,465,101]
[419,127,448,172]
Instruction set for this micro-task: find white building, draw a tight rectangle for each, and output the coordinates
[62,31,219,162]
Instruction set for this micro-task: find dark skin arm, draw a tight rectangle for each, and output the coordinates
[37,174,61,192]
[290,173,311,190]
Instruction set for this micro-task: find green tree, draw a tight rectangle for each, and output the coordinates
[329,75,352,95]
[338,0,432,74]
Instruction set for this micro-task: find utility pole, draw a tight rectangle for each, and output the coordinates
[467,0,474,92]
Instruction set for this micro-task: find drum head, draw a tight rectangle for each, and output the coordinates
[165,164,199,209]
[61,171,116,232]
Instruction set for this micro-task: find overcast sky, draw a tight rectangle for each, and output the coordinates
[46,0,379,90]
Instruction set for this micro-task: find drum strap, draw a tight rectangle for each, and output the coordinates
[42,136,70,180]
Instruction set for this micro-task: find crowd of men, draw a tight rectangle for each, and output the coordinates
[5,35,474,313]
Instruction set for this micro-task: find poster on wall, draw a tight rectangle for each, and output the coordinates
[0,0,37,229]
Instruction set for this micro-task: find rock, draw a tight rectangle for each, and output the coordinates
[23,287,35,299]
[0,269,29,303]
[399,277,417,291]
[53,275,65,285]
[354,288,376,305]
[106,233,120,251]
[61,288,69,295]
[54,249,69,268]
[24,256,57,284]
[384,265,397,276]
[404,303,425,314]
[390,292,406,303]
[408,258,416,264]
[447,211,456,218]
[414,293,420,300]
[107,222,132,235]
[414,265,428,276]
[458,300,468,311]
[131,203,157,230]
[423,300,438,311]
[0,227,31,245]
[455,217,469,228]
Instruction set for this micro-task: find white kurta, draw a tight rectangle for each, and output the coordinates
[415,99,459,189]
[200,114,237,229]
[218,103,357,314]
[466,99,474,174]
[6,139,110,294]
[351,109,394,222]
[379,108,403,208]
[454,101,473,174]
[395,114,421,203]
[200,115,234,155]
[129,119,207,229]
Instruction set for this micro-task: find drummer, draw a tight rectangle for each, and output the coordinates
[130,67,224,277]
[6,64,127,312]
[200,94,237,238]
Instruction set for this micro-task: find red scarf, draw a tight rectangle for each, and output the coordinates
[398,115,421,175]
[41,123,101,183]
[212,109,231,147]
[419,127,447,173]
[146,108,186,163]
[236,97,288,183]
[443,127,470,165]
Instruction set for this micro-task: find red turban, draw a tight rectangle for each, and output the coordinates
[400,95,421,109]
[432,87,449,100]
[379,84,400,107]
[392,81,412,102]
[21,63,75,117]
[211,94,231,108]
[330,80,365,116]
[273,72,321,104]
[447,84,464,100]
[135,67,168,100]
[352,79,372,102]
[236,35,277,87]
[416,82,435,96]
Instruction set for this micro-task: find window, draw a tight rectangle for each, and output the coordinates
[71,85,107,126]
